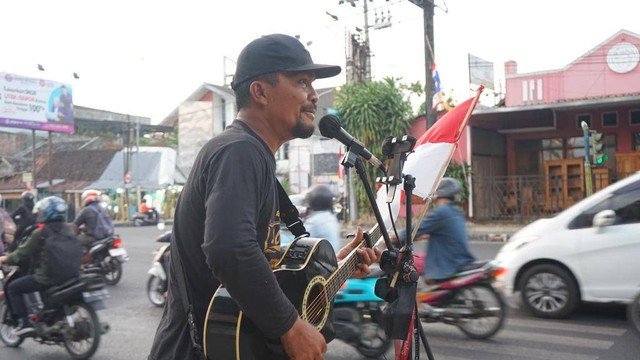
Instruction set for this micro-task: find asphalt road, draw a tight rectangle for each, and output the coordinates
[1,227,638,360]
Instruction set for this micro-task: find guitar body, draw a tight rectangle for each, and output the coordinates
[204,237,338,360]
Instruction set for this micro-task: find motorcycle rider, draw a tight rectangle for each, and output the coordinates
[397,177,475,284]
[11,191,36,245]
[139,194,159,223]
[0,196,83,336]
[304,185,341,250]
[72,190,114,248]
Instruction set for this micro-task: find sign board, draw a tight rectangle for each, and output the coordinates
[468,54,495,90]
[0,72,74,133]
[22,172,33,183]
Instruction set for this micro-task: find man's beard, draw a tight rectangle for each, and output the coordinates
[291,117,315,139]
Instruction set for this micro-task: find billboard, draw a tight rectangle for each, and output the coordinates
[468,54,495,90]
[0,72,74,133]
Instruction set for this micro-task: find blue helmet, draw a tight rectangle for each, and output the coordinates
[33,196,68,223]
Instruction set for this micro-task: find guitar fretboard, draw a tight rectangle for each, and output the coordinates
[324,224,383,299]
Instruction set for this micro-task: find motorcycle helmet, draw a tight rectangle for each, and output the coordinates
[21,190,35,203]
[435,177,462,200]
[33,196,68,223]
[81,189,101,206]
[305,185,334,212]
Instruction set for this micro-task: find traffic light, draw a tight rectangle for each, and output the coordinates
[590,130,607,165]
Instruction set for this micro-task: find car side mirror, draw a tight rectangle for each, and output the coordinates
[593,209,616,231]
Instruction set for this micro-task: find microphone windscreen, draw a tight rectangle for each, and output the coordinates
[318,115,341,138]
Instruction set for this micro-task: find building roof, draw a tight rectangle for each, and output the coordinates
[159,83,235,128]
[0,149,118,193]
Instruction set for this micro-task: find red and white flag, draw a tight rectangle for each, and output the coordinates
[376,86,484,228]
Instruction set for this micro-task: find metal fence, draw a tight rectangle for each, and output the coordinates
[472,172,617,223]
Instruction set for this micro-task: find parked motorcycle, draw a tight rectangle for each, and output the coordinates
[82,235,129,286]
[147,231,171,307]
[0,267,110,359]
[416,260,506,339]
[628,290,640,336]
[333,265,391,358]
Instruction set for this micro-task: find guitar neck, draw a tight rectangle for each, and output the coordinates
[324,224,382,300]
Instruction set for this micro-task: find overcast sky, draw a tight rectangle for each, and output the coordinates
[2,0,639,124]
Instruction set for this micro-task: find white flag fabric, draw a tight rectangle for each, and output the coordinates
[375,86,484,226]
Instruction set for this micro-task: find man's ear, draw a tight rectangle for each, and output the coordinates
[250,81,270,105]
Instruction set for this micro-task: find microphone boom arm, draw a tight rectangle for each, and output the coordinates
[344,153,394,251]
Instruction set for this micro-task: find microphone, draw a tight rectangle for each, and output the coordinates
[318,114,385,172]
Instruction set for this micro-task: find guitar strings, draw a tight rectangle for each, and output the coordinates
[304,226,382,325]
[304,243,366,324]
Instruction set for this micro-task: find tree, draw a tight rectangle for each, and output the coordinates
[335,77,418,216]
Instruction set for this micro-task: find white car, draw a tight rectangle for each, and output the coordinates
[494,171,640,318]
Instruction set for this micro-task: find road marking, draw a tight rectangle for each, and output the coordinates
[429,337,599,360]
[507,318,627,336]
[500,329,614,350]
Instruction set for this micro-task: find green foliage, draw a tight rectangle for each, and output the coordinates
[335,78,416,215]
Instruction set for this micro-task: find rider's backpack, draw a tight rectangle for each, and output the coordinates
[0,208,16,245]
[89,205,113,239]
[41,224,83,285]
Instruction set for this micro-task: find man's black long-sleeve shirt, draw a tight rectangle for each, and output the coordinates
[148,120,298,360]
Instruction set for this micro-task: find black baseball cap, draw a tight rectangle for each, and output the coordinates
[231,34,342,90]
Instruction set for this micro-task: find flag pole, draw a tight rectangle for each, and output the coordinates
[409,85,484,242]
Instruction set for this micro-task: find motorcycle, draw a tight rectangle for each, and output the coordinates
[0,267,110,359]
[334,265,391,358]
[416,259,507,339]
[82,235,129,286]
[132,209,161,227]
[147,231,171,307]
[628,290,640,336]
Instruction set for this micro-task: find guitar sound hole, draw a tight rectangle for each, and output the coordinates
[304,283,328,328]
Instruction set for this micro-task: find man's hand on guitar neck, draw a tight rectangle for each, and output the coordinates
[335,226,382,279]
[281,317,327,360]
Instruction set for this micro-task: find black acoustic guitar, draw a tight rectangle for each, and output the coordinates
[203,224,382,359]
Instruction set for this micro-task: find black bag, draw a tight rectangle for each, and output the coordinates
[42,224,83,285]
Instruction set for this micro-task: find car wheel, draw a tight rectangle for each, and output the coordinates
[520,264,579,319]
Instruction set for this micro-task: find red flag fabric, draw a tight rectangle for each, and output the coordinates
[376,86,483,228]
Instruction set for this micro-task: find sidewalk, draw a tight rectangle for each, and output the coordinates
[467,222,523,242]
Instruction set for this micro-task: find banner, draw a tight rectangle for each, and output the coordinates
[0,72,74,133]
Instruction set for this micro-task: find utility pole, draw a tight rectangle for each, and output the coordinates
[408,0,436,129]
[362,0,371,81]
[423,0,435,129]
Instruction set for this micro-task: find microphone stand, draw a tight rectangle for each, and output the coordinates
[340,148,394,251]
[373,135,435,360]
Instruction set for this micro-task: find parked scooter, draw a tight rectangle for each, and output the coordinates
[147,231,171,307]
[0,266,110,359]
[334,265,391,358]
[82,235,129,286]
[416,259,507,339]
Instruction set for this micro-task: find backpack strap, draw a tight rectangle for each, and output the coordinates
[276,179,308,238]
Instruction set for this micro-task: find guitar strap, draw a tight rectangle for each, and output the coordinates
[276,179,309,238]
[172,242,206,360]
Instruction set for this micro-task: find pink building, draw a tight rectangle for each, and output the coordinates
[466,29,640,221]
[505,29,640,106]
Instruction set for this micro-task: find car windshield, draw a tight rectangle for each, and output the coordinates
[569,179,640,229]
